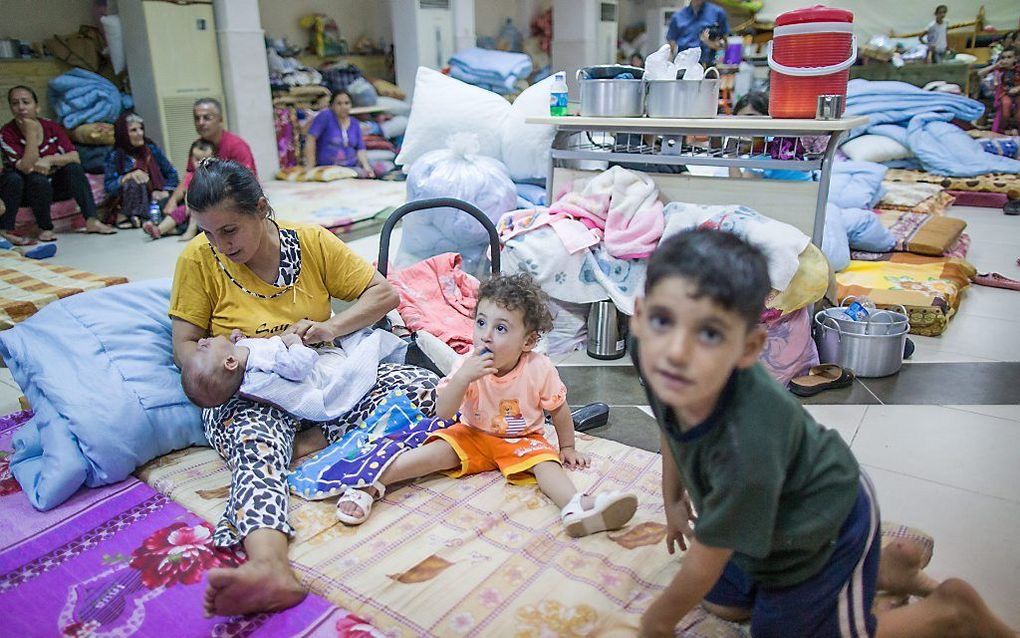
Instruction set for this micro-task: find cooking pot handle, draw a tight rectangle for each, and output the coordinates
[703,67,720,80]
[767,35,857,77]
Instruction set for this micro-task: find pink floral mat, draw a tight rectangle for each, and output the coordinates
[0,411,382,637]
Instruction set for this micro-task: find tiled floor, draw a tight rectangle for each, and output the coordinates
[3,202,1018,628]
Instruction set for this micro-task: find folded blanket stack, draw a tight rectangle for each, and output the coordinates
[448,47,533,95]
[47,68,132,130]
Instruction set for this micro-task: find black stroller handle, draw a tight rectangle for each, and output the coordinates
[376,197,501,277]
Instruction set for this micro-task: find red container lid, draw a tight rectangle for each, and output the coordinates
[775,5,853,26]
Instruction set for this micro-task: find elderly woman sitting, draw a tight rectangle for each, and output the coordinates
[104,112,179,230]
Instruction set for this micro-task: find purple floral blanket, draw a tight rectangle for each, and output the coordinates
[0,411,383,638]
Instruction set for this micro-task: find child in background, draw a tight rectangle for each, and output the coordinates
[921,5,948,64]
[978,48,1020,134]
[335,273,638,537]
[143,139,216,240]
[632,229,1015,638]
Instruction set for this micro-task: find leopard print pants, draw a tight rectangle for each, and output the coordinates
[202,363,439,546]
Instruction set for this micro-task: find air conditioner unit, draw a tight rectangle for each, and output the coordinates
[391,0,456,97]
[645,7,684,56]
[596,1,619,63]
[120,0,226,176]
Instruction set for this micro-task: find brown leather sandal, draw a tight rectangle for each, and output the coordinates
[789,364,855,397]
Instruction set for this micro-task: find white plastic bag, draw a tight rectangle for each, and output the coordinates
[644,44,677,80]
[675,47,705,80]
[397,133,518,276]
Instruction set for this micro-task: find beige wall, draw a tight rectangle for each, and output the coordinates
[1,0,97,44]
[257,0,392,51]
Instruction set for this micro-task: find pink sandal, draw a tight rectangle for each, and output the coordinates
[973,273,1020,292]
[142,220,162,240]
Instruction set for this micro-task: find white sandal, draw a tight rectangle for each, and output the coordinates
[335,482,386,526]
[561,491,638,538]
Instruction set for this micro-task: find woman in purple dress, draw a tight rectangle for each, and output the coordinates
[303,90,386,178]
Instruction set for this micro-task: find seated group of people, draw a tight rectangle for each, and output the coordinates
[0,86,257,244]
[165,158,1012,637]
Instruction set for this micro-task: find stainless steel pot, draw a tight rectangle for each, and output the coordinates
[644,67,720,118]
[819,306,909,336]
[814,311,909,378]
[577,67,644,117]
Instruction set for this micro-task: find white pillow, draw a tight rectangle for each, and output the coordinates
[395,67,510,170]
[841,135,912,163]
[501,75,556,180]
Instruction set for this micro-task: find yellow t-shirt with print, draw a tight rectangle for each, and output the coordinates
[169,221,375,338]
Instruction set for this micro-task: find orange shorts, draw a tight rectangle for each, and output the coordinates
[426,422,561,485]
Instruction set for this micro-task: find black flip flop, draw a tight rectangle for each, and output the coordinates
[789,364,855,397]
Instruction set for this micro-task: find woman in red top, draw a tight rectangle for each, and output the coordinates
[0,86,114,244]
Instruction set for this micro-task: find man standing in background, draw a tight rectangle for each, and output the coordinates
[667,0,729,66]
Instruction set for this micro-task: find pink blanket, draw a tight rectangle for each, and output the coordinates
[551,166,665,260]
[388,252,479,354]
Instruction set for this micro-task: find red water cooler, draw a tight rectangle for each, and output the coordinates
[768,5,856,118]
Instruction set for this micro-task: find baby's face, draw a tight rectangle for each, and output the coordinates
[194,336,235,372]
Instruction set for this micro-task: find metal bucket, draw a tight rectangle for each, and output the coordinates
[819,306,909,336]
[578,66,644,117]
[814,311,909,378]
[644,67,721,118]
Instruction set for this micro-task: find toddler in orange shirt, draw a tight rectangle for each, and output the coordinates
[335,273,638,537]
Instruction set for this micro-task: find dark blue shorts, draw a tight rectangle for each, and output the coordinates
[704,475,881,638]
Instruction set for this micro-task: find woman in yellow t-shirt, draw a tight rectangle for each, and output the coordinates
[169,159,439,617]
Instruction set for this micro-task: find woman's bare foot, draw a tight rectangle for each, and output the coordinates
[879,539,940,598]
[1,231,34,246]
[85,218,116,235]
[203,559,307,617]
[37,230,57,242]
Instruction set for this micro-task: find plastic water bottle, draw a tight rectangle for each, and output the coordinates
[549,71,568,117]
[842,297,876,322]
[148,200,162,225]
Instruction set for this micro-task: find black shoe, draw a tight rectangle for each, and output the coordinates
[572,402,610,432]
[904,337,915,360]
[1004,200,1020,216]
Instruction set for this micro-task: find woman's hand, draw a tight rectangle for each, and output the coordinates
[285,319,336,346]
[361,164,376,178]
[560,446,591,470]
[32,156,54,175]
[152,189,169,200]
[664,490,697,554]
[17,117,43,143]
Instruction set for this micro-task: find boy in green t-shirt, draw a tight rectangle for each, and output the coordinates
[632,229,1015,638]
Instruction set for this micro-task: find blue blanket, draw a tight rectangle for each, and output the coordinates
[845,79,1020,177]
[0,280,205,510]
[448,47,532,94]
[47,68,133,130]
